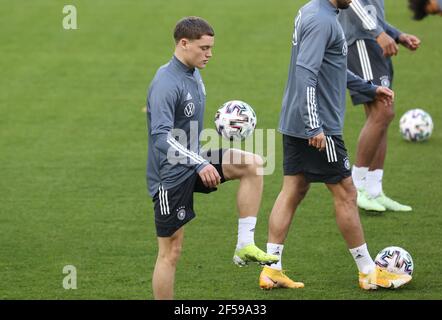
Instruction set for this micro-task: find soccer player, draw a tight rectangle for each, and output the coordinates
[409,0,442,19]
[338,1,421,212]
[258,0,412,290]
[146,17,278,300]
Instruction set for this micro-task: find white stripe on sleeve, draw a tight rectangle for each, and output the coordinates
[307,87,314,129]
[167,137,206,165]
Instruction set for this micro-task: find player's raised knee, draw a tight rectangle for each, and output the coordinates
[246,154,264,175]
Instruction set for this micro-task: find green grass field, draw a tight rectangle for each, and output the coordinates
[0,0,441,300]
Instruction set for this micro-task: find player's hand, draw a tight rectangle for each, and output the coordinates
[198,164,221,188]
[308,132,326,152]
[375,86,395,107]
[376,32,399,57]
[398,33,421,51]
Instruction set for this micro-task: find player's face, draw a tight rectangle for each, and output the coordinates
[336,0,352,9]
[182,35,215,69]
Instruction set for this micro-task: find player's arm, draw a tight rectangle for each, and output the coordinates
[149,83,209,173]
[346,69,394,107]
[384,23,402,42]
[294,18,331,151]
[149,83,220,188]
[388,23,422,51]
[384,21,421,51]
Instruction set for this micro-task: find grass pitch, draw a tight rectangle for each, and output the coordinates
[0,0,441,299]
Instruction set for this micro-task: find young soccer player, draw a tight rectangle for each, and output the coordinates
[146,16,278,300]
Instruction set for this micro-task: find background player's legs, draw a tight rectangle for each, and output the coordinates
[222,149,279,265]
[354,100,394,172]
[352,100,394,211]
[369,129,388,171]
[152,228,184,300]
[364,103,390,198]
[365,134,387,197]
[354,101,411,210]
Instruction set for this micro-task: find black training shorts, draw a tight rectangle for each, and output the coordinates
[153,149,227,237]
[283,134,351,184]
[347,39,394,105]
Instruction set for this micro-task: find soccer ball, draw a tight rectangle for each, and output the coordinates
[399,109,433,142]
[214,100,257,141]
[374,246,414,275]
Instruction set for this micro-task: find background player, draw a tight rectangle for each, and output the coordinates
[408,0,442,19]
[339,0,421,212]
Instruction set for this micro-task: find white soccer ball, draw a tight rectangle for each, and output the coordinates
[214,100,257,141]
[399,109,433,142]
[374,246,414,276]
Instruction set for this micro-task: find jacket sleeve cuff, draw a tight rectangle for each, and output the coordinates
[305,127,323,139]
[196,161,210,173]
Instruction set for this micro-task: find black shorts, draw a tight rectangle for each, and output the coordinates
[153,149,227,237]
[283,135,351,184]
[347,39,394,105]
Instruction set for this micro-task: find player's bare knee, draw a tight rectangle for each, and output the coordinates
[163,243,182,266]
[335,180,357,205]
[282,181,309,202]
[245,154,264,176]
[170,244,183,264]
[296,184,309,200]
[343,187,357,206]
[376,103,395,125]
[386,106,395,123]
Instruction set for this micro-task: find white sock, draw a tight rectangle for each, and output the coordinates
[365,169,383,198]
[349,243,376,274]
[352,166,368,191]
[236,217,256,250]
[267,243,284,271]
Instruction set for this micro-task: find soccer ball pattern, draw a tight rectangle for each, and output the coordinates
[399,109,433,142]
[374,246,414,276]
[214,100,257,141]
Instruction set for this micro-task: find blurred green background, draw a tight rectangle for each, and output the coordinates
[0,0,440,299]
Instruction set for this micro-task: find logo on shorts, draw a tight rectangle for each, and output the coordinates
[343,157,351,170]
[184,103,195,117]
[176,207,186,221]
[380,76,391,88]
